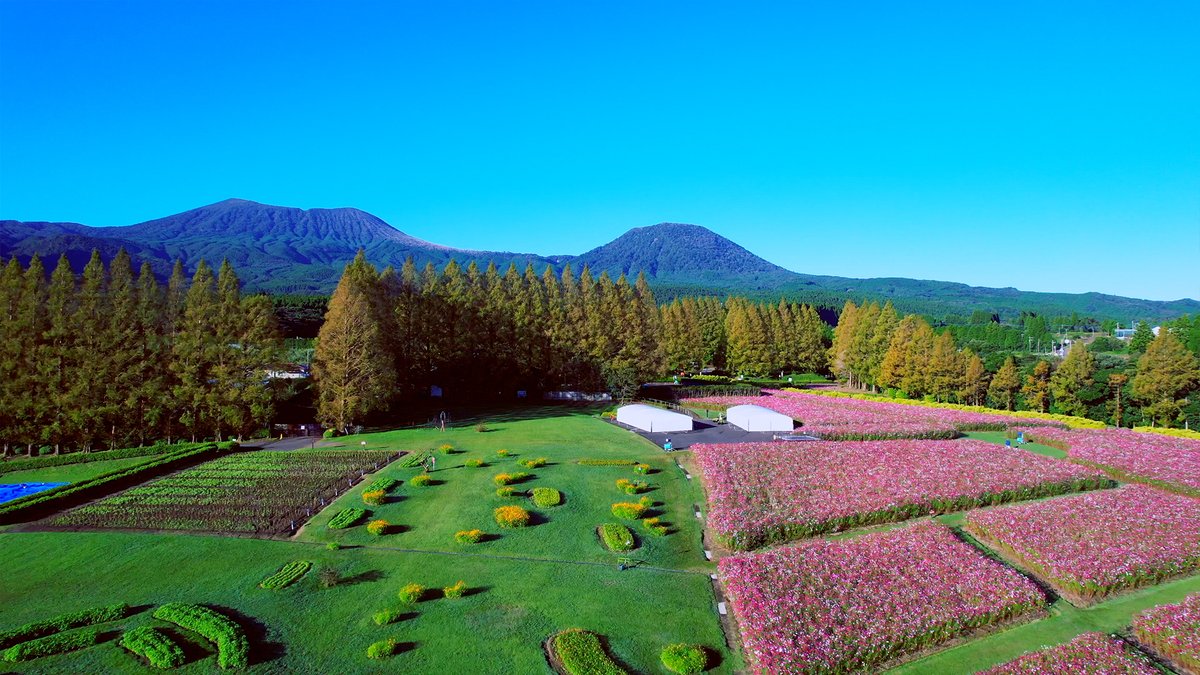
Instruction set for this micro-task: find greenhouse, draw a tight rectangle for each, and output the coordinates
[726,404,795,432]
[615,404,693,433]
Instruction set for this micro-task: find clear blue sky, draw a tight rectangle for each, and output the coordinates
[1,1,1197,301]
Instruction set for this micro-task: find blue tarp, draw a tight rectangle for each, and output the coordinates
[0,482,68,504]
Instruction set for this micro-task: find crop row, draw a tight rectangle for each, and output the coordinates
[1013,426,1200,496]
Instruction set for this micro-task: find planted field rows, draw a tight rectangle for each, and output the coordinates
[980,631,1160,674]
[685,389,1066,440]
[964,485,1200,605]
[695,439,1110,549]
[1014,426,1200,496]
[49,450,400,535]
[1132,592,1200,675]
[719,522,1047,674]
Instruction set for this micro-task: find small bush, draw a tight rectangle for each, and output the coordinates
[494,505,531,528]
[551,629,628,675]
[366,638,397,659]
[475,422,490,433]
[327,508,367,530]
[634,463,651,475]
[259,560,313,589]
[600,523,636,552]
[660,643,708,674]
[638,495,653,507]
[455,529,484,544]
[366,519,390,536]
[496,449,511,457]
[493,471,530,486]
[362,489,387,506]
[465,458,485,468]
[615,478,649,495]
[519,457,547,469]
[397,583,425,604]
[410,474,432,487]
[2,628,99,663]
[323,428,339,439]
[152,603,248,669]
[373,609,402,626]
[611,502,647,520]
[0,602,128,650]
[120,626,185,669]
[642,517,668,536]
[495,486,516,498]
[443,580,467,599]
[437,443,455,454]
[326,542,341,551]
[319,568,340,588]
[531,487,562,508]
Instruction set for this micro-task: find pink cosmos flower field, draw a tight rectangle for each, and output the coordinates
[1132,592,1200,674]
[1014,426,1200,496]
[964,485,1200,604]
[979,631,1159,675]
[719,521,1047,674]
[694,439,1111,549]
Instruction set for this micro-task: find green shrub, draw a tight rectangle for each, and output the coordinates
[455,529,484,544]
[398,452,428,468]
[496,449,511,457]
[373,609,402,626]
[465,458,485,468]
[120,626,185,669]
[551,629,627,675]
[493,471,530,486]
[519,457,547,469]
[642,517,669,536]
[2,628,99,663]
[366,638,397,659]
[410,474,433,487]
[319,568,340,588]
[362,489,387,506]
[366,519,390,536]
[660,643,708,674]
[531,487,562,508]
[152,603,248,669]
[495,505,532,528]
[638,495,653,507]
[0,602,129,650]
[475,422,490,433]
[259,560,312,589]
[443,580,467,599]
[615,478,649,494]
[327,508,367,529]
[323,428,338,438]
[577,459,636,466]
[633,463,651,475]
[397,583,425,604]
[326,542,341,551]
[437,443,455,454]
[600,523,636,552]
[611,502,647,520]
[495,486,516,498]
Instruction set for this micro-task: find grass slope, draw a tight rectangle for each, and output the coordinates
[0,457,157,485]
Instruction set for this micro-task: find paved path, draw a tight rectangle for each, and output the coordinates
[615,419,782,450]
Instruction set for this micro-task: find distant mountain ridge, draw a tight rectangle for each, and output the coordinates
[2,199,1196,321]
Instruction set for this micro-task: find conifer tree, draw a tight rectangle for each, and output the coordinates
[829,301,858,385]
[1132,329,1200,426]
[793,304,828,373]
[68,251,108,449]
[988,356,1021,411]
[41,255,77,452]
[1022,360,1053,413]
[0,258,26,455]
[960,349,990,406]
[1050,341,1096,416]
[173,260,218,441]
[134,262,170,443]
[1128,321,1155,354]
[1106,373,1129,427]
[928,331,963,402]
[12,256,47,453]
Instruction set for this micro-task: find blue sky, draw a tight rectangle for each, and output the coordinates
[1,1,1197,301]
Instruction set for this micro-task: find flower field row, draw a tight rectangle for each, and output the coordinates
[980,632,1159,674]
[694,439,1111,549]
[964,485,1200,604]
[50,450,399,534]
[1013,426,1200,496]
[685,390,1064,440]
[719,522,1047,674]
[1131,592,1200,674]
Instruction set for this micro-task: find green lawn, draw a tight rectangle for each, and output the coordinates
[0,408,738,674]
[0,456,156,485]
[962,430,1067,459]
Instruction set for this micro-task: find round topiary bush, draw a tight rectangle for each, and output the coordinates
[397,583,424,604]
[373,608,401,625]
[410,474,432,487]
[455,529,484,544]
[494,505,531,528]
[531,487,562,508]
[465,458,485,468]
[362,489,386,506]
[661,643,708,674]
[366,519,390,536]
[611,502,647,520]
[495,486,516,498]
[367,638,397,659]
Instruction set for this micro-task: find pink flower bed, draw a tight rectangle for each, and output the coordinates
[1132,592,1200,675]
[720,522,1047,674]
[964,485,1200,604]
[694,439,1111,549]
[979,632,1159,674]
[1015,426,1200,496]
[687,390,1063,440]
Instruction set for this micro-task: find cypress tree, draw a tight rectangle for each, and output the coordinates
[1132,329,1200,426]
[1023,360,1053,413]
[173,260,218,441]
[988,356,1021,411]
[0,259,26,454]
[41,255,77,452]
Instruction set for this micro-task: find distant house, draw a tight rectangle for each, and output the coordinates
[266,364,310,379]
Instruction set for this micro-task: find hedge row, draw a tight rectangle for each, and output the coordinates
[0,602,129,649]
[783,388,1106,429]
[577,459,637,466]
[0,443,235,524]
[120,626,186,669]
[327,508,367,529]
[365,477,399,492]
[1,628,98,663]
[550,629,627,675]
[0,442,213,476]
[1133,426,1200,440]
[152,603,248,669]
[259,561,312,590]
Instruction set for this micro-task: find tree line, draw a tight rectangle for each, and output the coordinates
[0,251,280,455]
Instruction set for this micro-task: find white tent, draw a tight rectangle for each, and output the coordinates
[727,404,795,432]
[616,404,693,433]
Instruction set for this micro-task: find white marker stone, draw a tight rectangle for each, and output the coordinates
[717,602,727,615]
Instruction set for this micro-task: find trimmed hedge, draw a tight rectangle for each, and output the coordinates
[661,643,707,674]
[397,583,424,604]
[531,487,562,508]
[366,519,390,536]
[1134,426,1200,440]
[365,477,399,492]
[615,479,649,495]
[495,505,531,528]
[0,444,232,524]
[1,628,99,663]
[0,441,212,476]
[409,474,433,487]
[0,602,129,649]
[550,629,628,675]
[327,508,367,529]
[455,529,484,544]
[600,523,636,552]
[367,638,398,659]
[519,457,548,469]
[493,472,531,486]
[373,609,402,626]
[362,489,387,506]
[120,626,186,669]
[611,502,647,520]
[259,561,312,590]
[152,603,249,669]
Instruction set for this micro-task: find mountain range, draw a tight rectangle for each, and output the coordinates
[2,199,1196,321]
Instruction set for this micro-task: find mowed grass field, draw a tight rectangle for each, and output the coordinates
[0,408,737,674]
[1,455,158,484]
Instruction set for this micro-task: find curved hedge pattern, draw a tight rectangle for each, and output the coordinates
[0,602,129,650]
[120,626,186,669]
[327,508,367,530]
[1,628,99,663]
[152,603,249,669]
[259,561,312,590]
[550,629,628,675]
